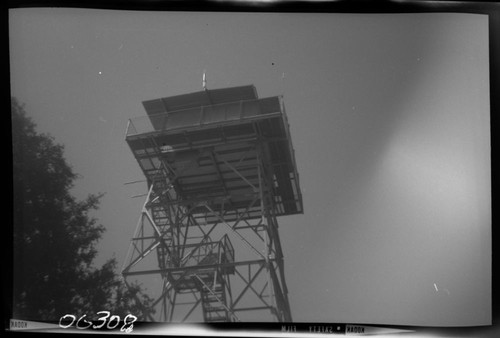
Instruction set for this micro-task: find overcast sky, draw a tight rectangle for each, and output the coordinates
[10,9,490,326]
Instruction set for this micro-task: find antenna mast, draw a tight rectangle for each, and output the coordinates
[202,70,207,91]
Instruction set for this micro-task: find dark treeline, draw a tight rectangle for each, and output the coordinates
[11,98,154,322]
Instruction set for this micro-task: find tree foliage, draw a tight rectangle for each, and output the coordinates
[12,98,153,321]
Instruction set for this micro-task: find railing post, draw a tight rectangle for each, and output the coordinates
[200,105,205,125]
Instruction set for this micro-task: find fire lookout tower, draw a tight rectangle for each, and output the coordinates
[122,85,303,322]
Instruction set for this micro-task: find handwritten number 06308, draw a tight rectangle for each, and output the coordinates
[59,312,137,333]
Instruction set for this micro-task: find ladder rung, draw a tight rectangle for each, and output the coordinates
[206,316,227,322]
[204,306,226,312]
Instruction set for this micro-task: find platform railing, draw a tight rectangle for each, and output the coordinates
[168,235,234,270]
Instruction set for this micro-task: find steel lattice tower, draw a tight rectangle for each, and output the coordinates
[122,85,303,322]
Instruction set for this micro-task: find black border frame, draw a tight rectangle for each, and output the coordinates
[3,1,499,337]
